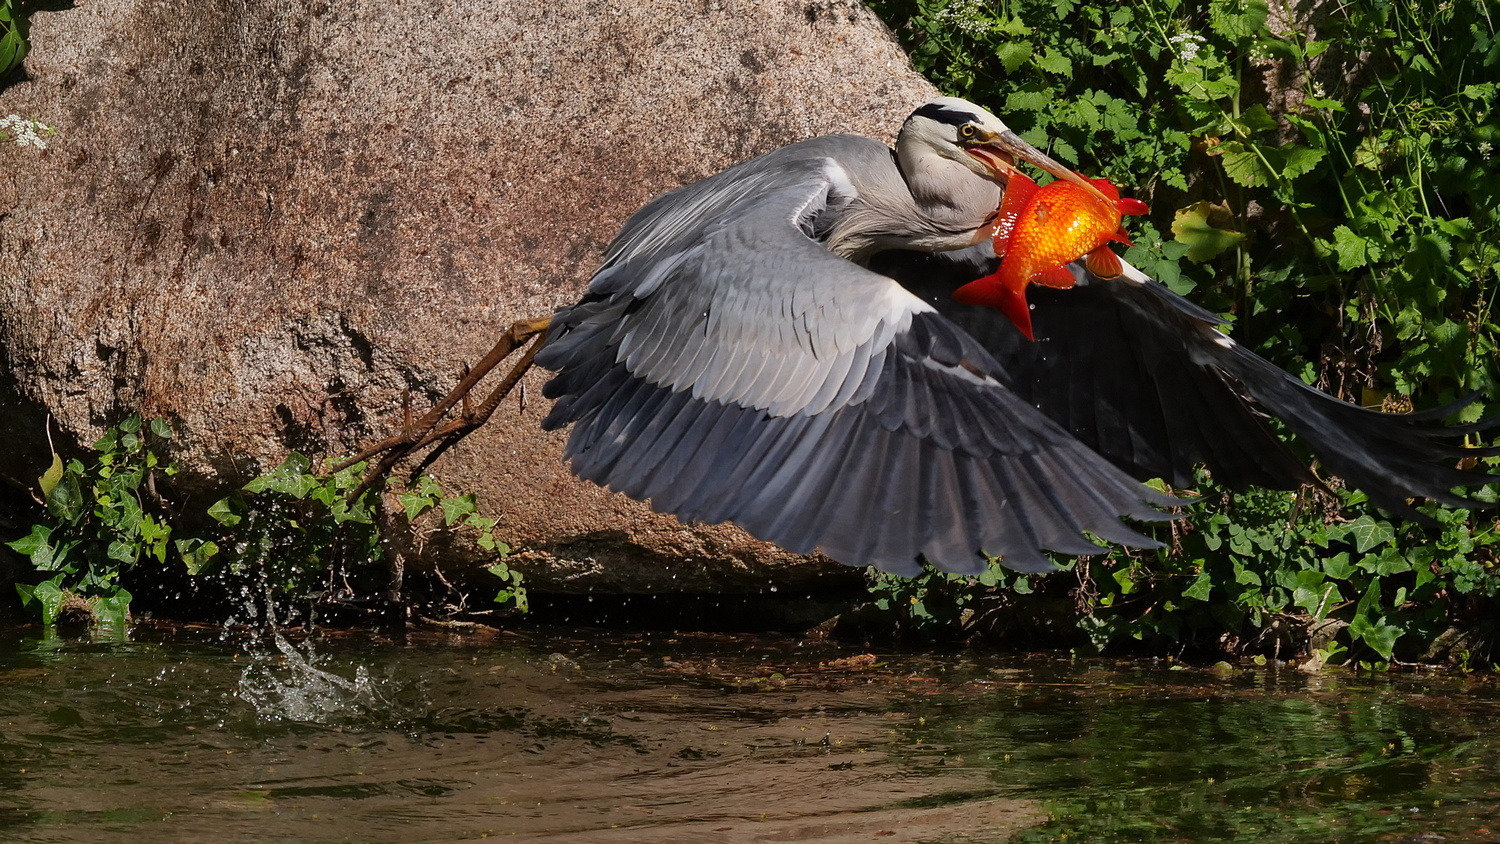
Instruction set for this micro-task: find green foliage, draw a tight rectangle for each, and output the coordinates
[5,417,526,627]
[202,455,526,614]
[865,557,1038,641]
[1084,476,1500,664]
[6,414,173,627]
[858,563,1017,643]
[873,0,1499,389]
[0,0,30,76]
[865,0,1500,664]
[865,473,1500,665]
[388,469,527,611]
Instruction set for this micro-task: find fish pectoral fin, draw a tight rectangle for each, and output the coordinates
[990,173,1039,253]
[990,173,1038,254]
[1084,247,1123,279]
[952,275,1036,341]
[1033,265,1077,288]
[1088,177,1121,201]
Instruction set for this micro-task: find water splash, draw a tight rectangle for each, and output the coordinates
[237,630,392,724]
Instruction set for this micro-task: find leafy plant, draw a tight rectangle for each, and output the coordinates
[862,0,1500,665]
[0,0,29,77]
[6,414,175,627]
[873,0,1499,393]
[198,454,527,616]
[393,473,528,611]
[5,417,527,628]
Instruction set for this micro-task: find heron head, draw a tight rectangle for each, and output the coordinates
[899,97,1111,204]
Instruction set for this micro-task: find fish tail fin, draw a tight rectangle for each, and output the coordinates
[952,274,1036,341]
[1117,197,1149,216]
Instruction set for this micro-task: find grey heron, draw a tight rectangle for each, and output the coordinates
[532,96,1495,577]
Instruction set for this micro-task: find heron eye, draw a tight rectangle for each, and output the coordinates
[959,124,976,140]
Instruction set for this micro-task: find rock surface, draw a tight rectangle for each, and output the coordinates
[0,0,936,593]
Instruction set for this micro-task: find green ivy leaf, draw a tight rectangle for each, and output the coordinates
[6,523,51,557]
[29,577,66,626]
[38,452,63,497]
[45,473,84,522]
[1347,516,1395,553]
[1348,580,1401,660]
[207,496,242,527]
[242,454,318,498]
[175,538,220,575]
[92,589,132,628]
[1183,572,1213,601]
[1373,547,1412,576]
[0,26,27,77]
[106,540,138,565]
[400,491,436,521]
[440,494,477,526]
[1323,552,1355,580]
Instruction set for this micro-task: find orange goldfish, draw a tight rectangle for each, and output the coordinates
[952,173,1149,341]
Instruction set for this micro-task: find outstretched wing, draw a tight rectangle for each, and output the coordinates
[884,247,1498,519]
[538,147,1177,575]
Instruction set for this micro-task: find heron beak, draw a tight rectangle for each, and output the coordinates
[967,130,1114,206]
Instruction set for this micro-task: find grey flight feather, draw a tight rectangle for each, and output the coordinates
[539,94,1494,577]
[538,136,1178,575]
[882,246,1498,519]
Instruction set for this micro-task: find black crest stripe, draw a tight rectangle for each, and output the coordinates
[911,102,978,126]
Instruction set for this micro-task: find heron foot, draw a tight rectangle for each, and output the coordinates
[337,314,554,497]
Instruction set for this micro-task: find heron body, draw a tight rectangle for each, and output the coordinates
[536,97,1494,577]
[953,174,1149,341]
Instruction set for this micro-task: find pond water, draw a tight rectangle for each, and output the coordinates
[2,623,1499,843]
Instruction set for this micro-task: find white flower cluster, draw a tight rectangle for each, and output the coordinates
[1481,141,1493,160]
[0,114,54,149]
[936,0,995,37]
[1169,32,1206,62]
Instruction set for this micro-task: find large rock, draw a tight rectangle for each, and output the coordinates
[0,0,935,594]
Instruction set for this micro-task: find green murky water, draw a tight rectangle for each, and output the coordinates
[1,624,1499,843]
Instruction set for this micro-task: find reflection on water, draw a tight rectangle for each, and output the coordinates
[1,624,1499,843]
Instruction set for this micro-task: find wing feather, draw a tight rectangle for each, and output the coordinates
[539,144,1176,573]
[880,247,1495,516]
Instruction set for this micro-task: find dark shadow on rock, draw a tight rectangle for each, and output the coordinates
[526,529,864,595]
[525,590,863,633]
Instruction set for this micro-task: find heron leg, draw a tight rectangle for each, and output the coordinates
[337,314,553,497]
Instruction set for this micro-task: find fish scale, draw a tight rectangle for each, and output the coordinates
[952,172,1148,341]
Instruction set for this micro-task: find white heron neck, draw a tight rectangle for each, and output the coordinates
[897,145,1003,237]
[825,142,1003,263]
